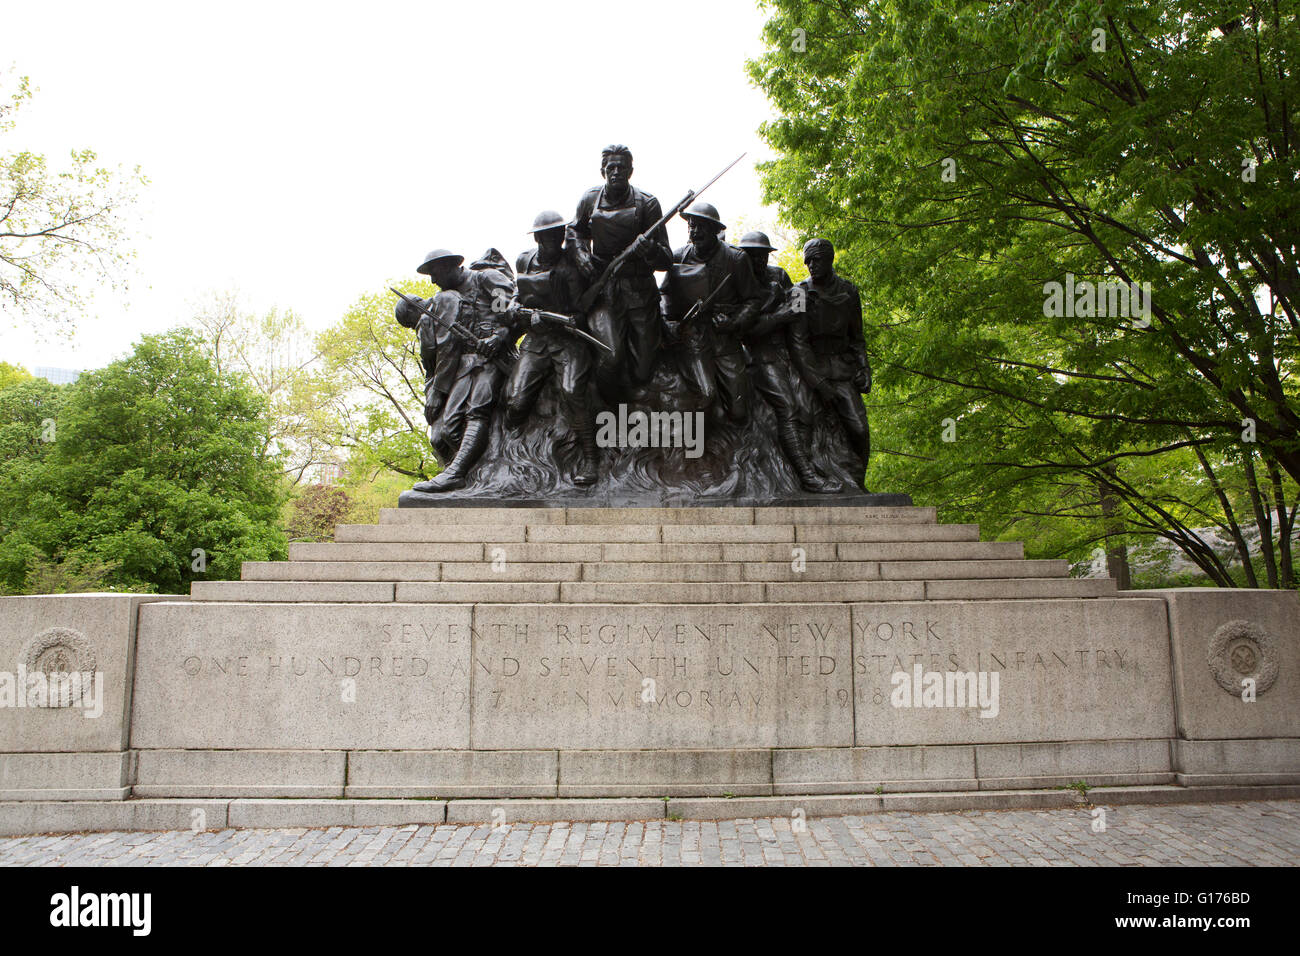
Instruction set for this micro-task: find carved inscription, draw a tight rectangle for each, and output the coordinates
[471,607,854,749]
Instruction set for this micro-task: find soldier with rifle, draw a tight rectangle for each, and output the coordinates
[660,202,764,423]
[504,210,605,486]
[735,231,841,493]
[393,248,520,492]
[787,238,872,490]
[566,144,672,397]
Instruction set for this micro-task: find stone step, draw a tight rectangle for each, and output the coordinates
[190,581,395,602]
[194,576,1110,603]
[288,540,1025,565]
[881,559,1068,580]
[378,505,937,526]
[336,522,983,544]
[922,577,1117,600]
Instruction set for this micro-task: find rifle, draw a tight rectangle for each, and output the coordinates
[521,308,616,357]
[680,274,733,328]
[390,288,515,375]
[575,152,746,313]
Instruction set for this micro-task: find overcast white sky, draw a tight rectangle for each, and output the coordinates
[2,0,780,372]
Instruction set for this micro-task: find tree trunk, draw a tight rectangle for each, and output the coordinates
[1098,466,1131,590]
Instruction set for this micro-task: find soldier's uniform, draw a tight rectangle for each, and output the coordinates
[661,235,764,422]
[395,289,466,464]
[504,234,600,484]
[434,265,519,454]
[567,183,671,392]
[788,271,871,486]
[738,249,842,493]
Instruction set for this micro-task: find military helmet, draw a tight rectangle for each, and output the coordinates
[682,201,725,229]
[527,210,568,234]
[416,248,464,275]
[736,230,776,252]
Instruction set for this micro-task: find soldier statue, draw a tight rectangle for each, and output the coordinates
[395,248,519,492]
[736,231,842,493]
[660,202,764,423]
[504,210,601,486]
[566,144,672,396]
[787,238,872,490]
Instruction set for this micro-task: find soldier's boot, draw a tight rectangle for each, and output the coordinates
[414,419,488,493]
[779,419,842,494]
[574,417,599,487]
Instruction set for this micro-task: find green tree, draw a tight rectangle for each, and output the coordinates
[749,0,1300,587]
[315,278,439,481]
[0,361,31,390]
[0,73,146,329]
[189,291,336,484]
[0,330,287,593]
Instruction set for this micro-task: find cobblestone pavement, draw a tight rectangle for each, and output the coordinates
[1,800,1297,866]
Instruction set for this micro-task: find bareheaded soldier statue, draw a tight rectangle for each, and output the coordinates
[787,237,872,489]
[737,231,842,493]
[402,248,520,493]
[566,144,672,397]
[505,210,600,486]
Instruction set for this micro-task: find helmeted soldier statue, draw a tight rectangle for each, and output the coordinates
[660,202,764,423]
[396,248,520,493]
[566,144,672,396]
[504,210,600,486]
[736,231,842,493]
[787,237,872,490]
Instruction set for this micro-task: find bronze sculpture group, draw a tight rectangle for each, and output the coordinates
[394,144,873,504]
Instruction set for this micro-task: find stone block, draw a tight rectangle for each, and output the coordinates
[836,541,1022,561]
[381,507,563,524]
[559,582,765,603]
[241,561,442,582]
[131,749,347,797]
[880,559,1068,580]
[1172,737,1300,775]
[336,524,526,542]
[0,594,179,753]
[290,542,483,562]
[439,562,581,582]
[756,506,935,524]
[397,582,562,603]
[973,739,1173,789]
[797,523,981,542]
[227,798,447,829]
[527,525,662,543]
[660,525,795,543]
[132,602,472,749]
[0,751,129,800]
[772,745,976,794]
[582,563,746,583]
[765,581,925,602]
[446,798,665,822]
[345,750,558,797]
[1124,588,1300,740]
[852,599,1175,746]
[924,578,1116,600]
[558,749,772,797]
[0,799,229,837]
[469,603,854,749]
[566,508,754,525]
[190,581,395,602]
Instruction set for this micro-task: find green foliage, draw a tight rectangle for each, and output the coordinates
[0,330,287,594]
[1,72,146,329]
[315,278,441,480]
[749,0,1300,586]
[0,361,31,390]
[285,484,352,542]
